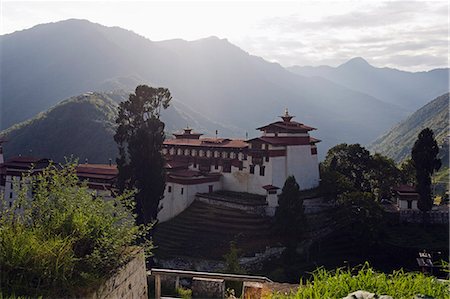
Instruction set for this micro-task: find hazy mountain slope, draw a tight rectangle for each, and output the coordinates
[369,93,449,162]
[0,91,239,163]
[288,58,449,111]
[1,19,408,158]
[0,92,120,163]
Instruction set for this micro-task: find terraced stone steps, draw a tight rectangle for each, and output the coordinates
[154,200,274,259]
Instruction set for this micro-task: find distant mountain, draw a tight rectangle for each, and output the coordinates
[288,57,449,111]
[0,91,238,163]
[368,93,449,162]
[1,19,411,158]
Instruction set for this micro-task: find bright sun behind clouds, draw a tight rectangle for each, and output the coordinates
[1,0,448,71]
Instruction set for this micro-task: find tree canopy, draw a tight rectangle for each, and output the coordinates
[114,85,172,224]
[275,176,305,238]
[321,143,401,200]
[411,128,441,212]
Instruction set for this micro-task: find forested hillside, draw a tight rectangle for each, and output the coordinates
[369,93,449,162]
[0,90,237,163]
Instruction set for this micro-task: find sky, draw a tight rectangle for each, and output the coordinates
[1,0,448,71]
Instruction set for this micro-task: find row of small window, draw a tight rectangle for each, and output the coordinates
[193,163,265,176]
[250,165,265,176]
[162,148,271,162]
[167,185,214,194]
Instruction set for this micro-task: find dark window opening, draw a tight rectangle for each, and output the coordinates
[260,166,265,176]
[9,202,12,208]
[223,161,232,173]
[268,190,277,195]
[208,185,213,193]
[265,156,270,162]
[181,188,184,195]
[250,165,255,174]
[168,186,172,193]
[9,192,12,199]
[407,200,412,209]
[243,154,247,160]
[238,163,243,171]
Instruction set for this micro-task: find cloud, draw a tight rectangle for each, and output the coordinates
[245,1,449,71]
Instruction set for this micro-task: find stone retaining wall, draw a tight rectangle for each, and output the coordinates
[400,210,448,224]
[89,248,147,299]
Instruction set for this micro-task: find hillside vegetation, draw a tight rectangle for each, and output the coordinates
[0,89,237,163]
[369,93,449,162]
[0,92,121,163]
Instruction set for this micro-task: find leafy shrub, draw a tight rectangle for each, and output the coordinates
[271,263,449,299]
[176,287,192,299]
[0,162,151,297]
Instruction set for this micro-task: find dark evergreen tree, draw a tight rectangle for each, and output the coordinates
[275,176,305,238]
[114,85,171,224]
[411,128,441,212]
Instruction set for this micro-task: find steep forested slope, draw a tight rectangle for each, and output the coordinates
[0,90,237,163]
[369,93,449,162]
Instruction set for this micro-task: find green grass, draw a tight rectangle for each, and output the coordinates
[271,263,449,299]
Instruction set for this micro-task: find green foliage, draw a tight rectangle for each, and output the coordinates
[412,128,441,212]
[322,143,402,201]
[275,176,305,238]
[114,85,172,224]
[223,242,245,296]
[319,166,355,201]
[322,144,373,192]
[369,153,402,200]
[336,192,385,244]
[223,241,245,275]
[176,287,192,299]
[0,162,150,297]
[400,158,417,185]
[271,263,449,299]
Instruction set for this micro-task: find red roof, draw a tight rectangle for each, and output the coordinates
[167,169,221,185]
[394,184,417,193]
[164,138,248,149]
[168,169,203,178]
[76,164,118,180]
[257,121,316,133]
[2,157,50,171]
[262,185,280,190]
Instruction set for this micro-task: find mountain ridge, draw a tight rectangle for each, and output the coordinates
[1,18,438,158]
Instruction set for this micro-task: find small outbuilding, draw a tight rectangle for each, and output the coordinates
[393,184,420,210]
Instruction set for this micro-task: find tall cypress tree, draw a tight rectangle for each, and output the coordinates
[411,128,441,212]
[275,176,305,238]
[114,85,171,224]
